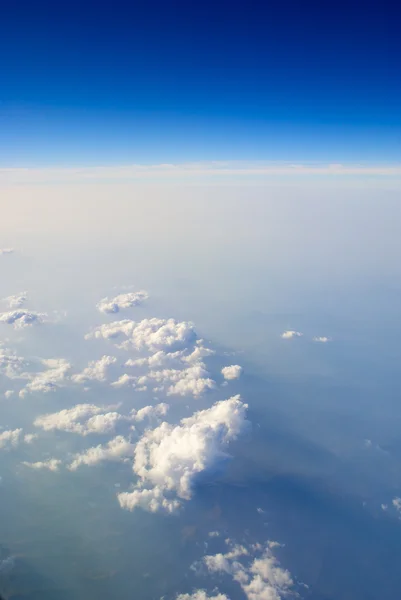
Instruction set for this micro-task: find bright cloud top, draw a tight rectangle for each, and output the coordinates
[221,365,243,380]
[0,310,47,328]
[69,436,136,471]
[281,330,303,339]
[0,429,22,449]
[34,403,125,436]
[195,538,295,600]
[22,459,62,472]
[97,290,149,314]
[86,317,196,352]
[72,355,117,384]
[4,292,27,308]
[118,395,249,514]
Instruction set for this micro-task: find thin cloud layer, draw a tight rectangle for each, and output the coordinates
[97,290,149,313]
[118,395,249,513]
[0,248,14,255]
[22,459,62,471]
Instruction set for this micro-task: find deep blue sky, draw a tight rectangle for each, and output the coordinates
[1,0,400,166]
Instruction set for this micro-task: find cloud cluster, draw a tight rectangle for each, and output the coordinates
[69,435,135,470]
[0,429,22,449]
[118,395,249,513]
[0,310,46,328]
[86,318,196,352]
[148,364,216,397]
[281,330,303,340]
[188,538,295,600]
[0,346,26,379]
[97,290,149,314]
[221,365,243,381]
[177,592,228,600]
[19,358,71,397]
[34,403,125,436]
[72,355,117,384]
[5,292,27,308]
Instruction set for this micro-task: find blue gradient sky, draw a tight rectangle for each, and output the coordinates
[1,0,400,166]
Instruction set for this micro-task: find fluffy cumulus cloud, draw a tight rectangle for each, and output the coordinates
[312,336,331,343]
[0,346,26,379]
[0,428,22,449]
[22,459,62,471]
[0,310,46,328]
[72,355,117,384]
[34,403,125,436]
[97,290,149,314]
[186,538,295,600]
[19,358,71,397]
[392,497,401,513]
[4,292,27,308]
[0,248,14,255]
[117,395,249,513]
[69,435,135,470]
[131,402,170,422]
[86,318,196,352]
[280,330,303,340]
[221,365,243,381]
[148,364,216,397]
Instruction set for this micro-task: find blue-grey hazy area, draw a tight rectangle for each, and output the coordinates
[1,179,401,600]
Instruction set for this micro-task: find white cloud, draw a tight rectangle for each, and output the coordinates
[4,390,14,399]
[0,346,26,379]
[280,330,303,339]
[72,355,117,384]
[97,290,149,313]
[0,248,14,255]
[208,531,220,538]
[24,433,38,444]
[176,592,228,600]
[148,364,216,397]
[312,336,331,343]
[0,428,22,449]
[392,497,401,513]
[111,374,137,388]
[131,403,170,422]
[22,459,62,471]
[68,435,135,470]
[221,365,243,381]
[19,358,71,397]
[86,318,196,352]
[34,403,125,435]
[200,539,294,600]
[5,292,27,308]
[0,310,46,328]
[117,395,248,513]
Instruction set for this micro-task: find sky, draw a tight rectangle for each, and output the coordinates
[2,2,401,600]
[1,0,401,166]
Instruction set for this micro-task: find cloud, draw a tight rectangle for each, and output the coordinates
[0,428,22,449]
[97,290,149,314]
[176,592,229,600]
[312,336,331,343]
[4,292,27,308]
[131,402,169,422]
[85,318,196,352]
[0,346,27,379]
[19,358,71,397]
[4,390,14,399]
[197,538,294,600]
[280,330,303,339]
[22,459,62,471]
[24,433,38,444]
[0,310,46,328]
[148,364,216,397]
[34,403,125,435]
[2,162,401,186]
[0,248,14,255]
[117,395,249,513]
[72,355,117,384]
[69,435,135,470]
[221,365,243,381]
[392,497,401,513]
